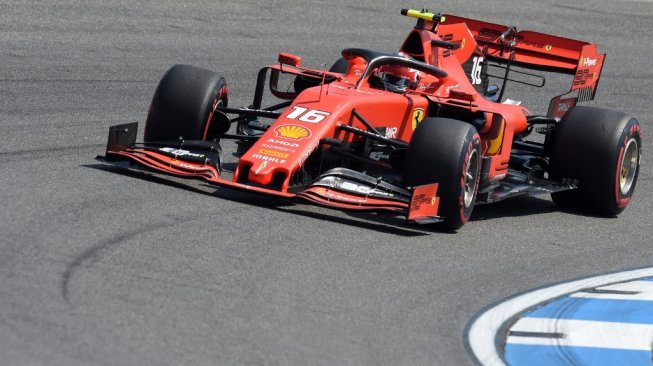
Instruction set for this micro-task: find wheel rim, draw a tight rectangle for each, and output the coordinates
[464,149,479,208]
[619,138,639,195]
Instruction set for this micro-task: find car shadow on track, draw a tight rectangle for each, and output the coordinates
[469,196,558,221]
[86,163,589,235]
[470,195,618,220]
[84,163,431,237]
[87,164,606,233]
[274,207,432,237]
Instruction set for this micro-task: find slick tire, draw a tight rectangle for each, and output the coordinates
[144,64,228,142]
[549,106,641,216]
[404,118,481,230]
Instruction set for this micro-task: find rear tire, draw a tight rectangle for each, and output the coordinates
[144,64,228,142]
[549,106,641,215]
[404,118,481,230]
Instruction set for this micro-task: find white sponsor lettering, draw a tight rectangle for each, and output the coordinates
[384,127,398,139]
[159,147,204,158]
[261,144,295,152]
[583,57,597,67]
[340,181,392,197]
[252,153,286,164]
[445,84,460,94]
[267,139,299,148]
[370,151,390,161]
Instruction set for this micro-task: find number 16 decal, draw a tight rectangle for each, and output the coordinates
[286,106,331,123]
[470,56,484,85]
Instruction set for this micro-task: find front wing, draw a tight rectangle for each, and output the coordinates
[98,122,442,225]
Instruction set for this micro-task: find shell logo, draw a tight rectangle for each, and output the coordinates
[274,124,311,140]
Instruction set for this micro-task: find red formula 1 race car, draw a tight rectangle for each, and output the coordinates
[99,9,642,230]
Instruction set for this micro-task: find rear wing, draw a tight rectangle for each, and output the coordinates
[443,15,594,71]
[440,14,605,116]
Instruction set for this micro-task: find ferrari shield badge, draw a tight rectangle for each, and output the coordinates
[411,108,425,130]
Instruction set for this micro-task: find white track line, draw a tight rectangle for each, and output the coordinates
[466,267,653,366]
[507,318,653,351]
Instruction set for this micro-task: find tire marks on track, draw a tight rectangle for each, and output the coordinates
[0,144,104,164]
[61,222,167,304]
[553,4,653,20]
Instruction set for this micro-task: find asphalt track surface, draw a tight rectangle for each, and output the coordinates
[1,1,651,365]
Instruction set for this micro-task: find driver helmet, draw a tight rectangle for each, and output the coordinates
[377,53,420,93]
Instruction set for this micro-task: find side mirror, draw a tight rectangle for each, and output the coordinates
[278,53,302,67]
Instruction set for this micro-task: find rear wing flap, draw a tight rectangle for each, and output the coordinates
[442,14,605,115]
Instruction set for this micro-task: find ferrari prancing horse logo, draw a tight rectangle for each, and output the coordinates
[412,108,425,131]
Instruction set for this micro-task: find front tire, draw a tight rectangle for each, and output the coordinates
[293,58,349,93]
[404,118,481,230]
[144,64,228,142]
[549,106,642,215]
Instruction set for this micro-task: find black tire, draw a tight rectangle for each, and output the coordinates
[328,58,349,73]
[549,106,641,216]
[404,118,481,230]
[144,64,228,142]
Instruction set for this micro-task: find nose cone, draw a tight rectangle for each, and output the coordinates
[237,86,350,188]
[240,123,323,187]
